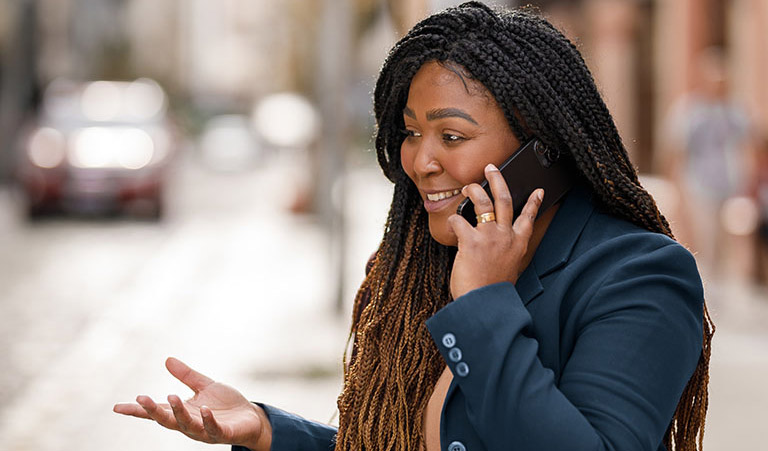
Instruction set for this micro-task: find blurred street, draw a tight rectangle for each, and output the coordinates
[0,152,391,451]
[0,153,766,450]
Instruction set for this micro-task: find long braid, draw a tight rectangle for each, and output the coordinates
[338,172,454,450]
[338,2,712,450]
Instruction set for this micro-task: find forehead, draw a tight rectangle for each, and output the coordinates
[407,61,492,107]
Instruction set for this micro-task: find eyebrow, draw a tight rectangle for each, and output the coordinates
[403,106,479,126]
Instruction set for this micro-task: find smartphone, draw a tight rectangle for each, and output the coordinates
[456,138,575,226]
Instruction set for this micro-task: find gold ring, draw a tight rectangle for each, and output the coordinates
[476,211,496,224]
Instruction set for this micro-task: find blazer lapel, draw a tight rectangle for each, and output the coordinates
[518,184,595,305]
[515,266,543,304]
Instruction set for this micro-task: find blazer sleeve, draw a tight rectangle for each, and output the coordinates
[232,404,337,451]
[426,242,704,451]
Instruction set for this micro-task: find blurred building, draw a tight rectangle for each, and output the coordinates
[1,0,767,177]
[522,0,768,175]
[29,0,312,110]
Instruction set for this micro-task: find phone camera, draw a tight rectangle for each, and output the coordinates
[533,140,558,168]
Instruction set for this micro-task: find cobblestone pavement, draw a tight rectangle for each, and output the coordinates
[0,154,765,450]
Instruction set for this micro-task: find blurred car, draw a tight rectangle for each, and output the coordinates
[15,78,177,219]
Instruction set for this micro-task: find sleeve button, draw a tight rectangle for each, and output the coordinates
[448,347,462,362]
[441,333,456,348]
[455,362,470,377]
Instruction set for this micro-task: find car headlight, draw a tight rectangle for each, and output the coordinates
[28,127,66,168]
[70,127,155,169]
[117,128,155,169]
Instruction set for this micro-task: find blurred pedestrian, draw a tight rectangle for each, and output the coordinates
[114,3,712,451]
[662,47,753,279]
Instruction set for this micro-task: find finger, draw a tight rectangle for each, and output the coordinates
[136,395,179,430]
[461,183,494,224]
[113,402,152,420]
[447,214,475,245]
[201,406,227,442]
[166,357,214,394]
[484,164,513,225]
[168,394,204,435]
[512,189,544,239]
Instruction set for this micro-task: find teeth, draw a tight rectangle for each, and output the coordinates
[427,189,461,202]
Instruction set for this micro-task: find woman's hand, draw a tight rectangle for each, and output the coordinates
[113,357,271,451]
[447,163,544,299]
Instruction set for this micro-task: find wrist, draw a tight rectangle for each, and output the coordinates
[243,403,272,451]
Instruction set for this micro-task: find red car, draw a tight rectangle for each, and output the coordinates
[16,78,177,219]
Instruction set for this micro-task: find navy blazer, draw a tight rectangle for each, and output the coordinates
[235,186,704,451]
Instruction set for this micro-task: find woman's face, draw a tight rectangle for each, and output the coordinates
[401,61,521,246]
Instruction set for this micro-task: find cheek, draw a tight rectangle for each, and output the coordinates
[400,144,418,182]
[441,157,485,187]
[446,136,519,186]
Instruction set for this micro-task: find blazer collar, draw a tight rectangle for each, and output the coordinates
[516,184,595,304]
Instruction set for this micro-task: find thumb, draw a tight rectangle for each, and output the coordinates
[165,357,214,393]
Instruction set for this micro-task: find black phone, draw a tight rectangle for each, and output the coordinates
[456,138,575,226]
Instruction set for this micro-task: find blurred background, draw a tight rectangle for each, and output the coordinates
[0,0,766,449]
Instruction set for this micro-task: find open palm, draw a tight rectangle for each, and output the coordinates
[113,357,269,450]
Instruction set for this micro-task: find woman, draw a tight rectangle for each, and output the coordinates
[114,3,713,450]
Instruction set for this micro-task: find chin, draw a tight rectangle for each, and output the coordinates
[428,219,458,247]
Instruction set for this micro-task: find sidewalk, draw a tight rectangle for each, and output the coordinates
[0,157,765,450]
[701,280,768,450]
[0,159,391,451]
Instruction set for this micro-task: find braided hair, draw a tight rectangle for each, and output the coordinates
[337,2,714,450]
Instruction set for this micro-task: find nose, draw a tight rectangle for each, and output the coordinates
[411,139,442,179]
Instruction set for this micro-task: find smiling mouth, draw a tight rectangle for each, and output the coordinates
[426,189,461,202]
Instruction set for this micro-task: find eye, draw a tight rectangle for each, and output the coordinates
[401,129,422,139]
[443,133,466,144]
